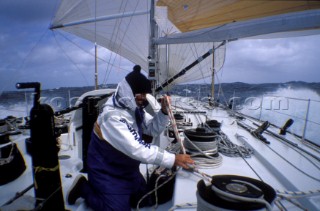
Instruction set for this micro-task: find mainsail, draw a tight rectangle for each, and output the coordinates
[50,0,320,88]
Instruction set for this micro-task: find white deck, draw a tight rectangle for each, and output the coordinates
[1,94,319,211]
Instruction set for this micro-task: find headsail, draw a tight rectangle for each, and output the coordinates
[50,0,218,88]
[51,0,151,71]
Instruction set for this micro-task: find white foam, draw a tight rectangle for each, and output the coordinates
[0,103,30,119]
[240,87,320,145]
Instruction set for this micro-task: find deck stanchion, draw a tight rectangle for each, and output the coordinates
[302,99,310,142]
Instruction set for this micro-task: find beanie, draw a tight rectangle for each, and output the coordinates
[125,65,152,95]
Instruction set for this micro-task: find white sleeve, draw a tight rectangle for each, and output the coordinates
[143,110,170,138]
[99,112,175,168]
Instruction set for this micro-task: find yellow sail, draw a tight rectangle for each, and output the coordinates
[157,0,320,32]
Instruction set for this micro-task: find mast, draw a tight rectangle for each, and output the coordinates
[95,43,98,90]
[211,44,215,102]
[148,0,157,95]
[94,0,98,90]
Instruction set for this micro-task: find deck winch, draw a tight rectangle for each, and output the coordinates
[197,175,276,211]
[184,127,219,155]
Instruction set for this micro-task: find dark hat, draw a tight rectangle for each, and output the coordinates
[125,65,152,95]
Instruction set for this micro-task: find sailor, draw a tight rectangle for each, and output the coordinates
[67,65,194,211]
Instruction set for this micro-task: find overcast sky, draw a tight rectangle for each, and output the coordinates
[1,0,320,93]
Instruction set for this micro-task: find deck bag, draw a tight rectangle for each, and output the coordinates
[0,134,26,185]
[148,166,176,204]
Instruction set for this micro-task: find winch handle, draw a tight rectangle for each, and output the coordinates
[16,82,41,108]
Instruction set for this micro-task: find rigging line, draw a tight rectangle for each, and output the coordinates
[184,135,222,169]
[165,95,186,154]
[48,0,61,27]
[196,44,214,84]
[52,31,90,86]
[171,41,224,90]
[107,0,146,77]
[175,99,203,126]
[169,203,197,211]
[250,120,320,164]
[263,94,320,103]
[155,49,213,92]
[239,120,320,182]
[136,169,177,211]
[53,30,129,72]
[269,109,320,126]
[102,0,142,85]
[276,196,307,211]
[213,74,230,107]
[32,185,63,211]
[1,183,34,206]
[154,174,166,209]
[274,200,287,211]
[183,43,206,80]
[0,28,49,94]
[263,129,320,169]
[188,43,208,83]
[277,189,320,198]
[103,0,128,84]
[235,134,264,182]
[236,109,320,150]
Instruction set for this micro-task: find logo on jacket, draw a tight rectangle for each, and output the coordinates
[119,118,151,148]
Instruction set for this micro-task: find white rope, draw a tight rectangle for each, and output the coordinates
[168,202,197,211]
[276,189,320,198]
[184,135,222,168]
[164,96,186,154]
[136,169,177,211]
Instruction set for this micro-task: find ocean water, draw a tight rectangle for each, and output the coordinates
[239,87,320,144]
[1,82,319,145]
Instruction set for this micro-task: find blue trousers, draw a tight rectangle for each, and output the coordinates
[80,133,151,210]
[81,179,148,211]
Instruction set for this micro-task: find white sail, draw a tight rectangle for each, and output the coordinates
[51,0,320,88]
[50,0,221,87]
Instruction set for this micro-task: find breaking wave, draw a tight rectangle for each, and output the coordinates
[239,87,320,145]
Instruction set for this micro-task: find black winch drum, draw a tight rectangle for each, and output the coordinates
[205,120,221,132]
[196,175,276,211]
[184,128,219,153]
[174,113,185,121]
[184,128,218,142]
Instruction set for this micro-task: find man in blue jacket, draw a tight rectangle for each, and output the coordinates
[67,65,194,210]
